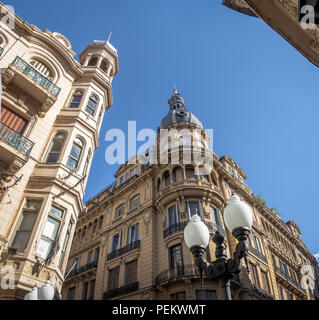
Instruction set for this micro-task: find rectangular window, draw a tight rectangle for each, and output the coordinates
[1,105,27,134]
[111,232,122,252]
[196,290,217,300]
[88,280,95,300]
[67,287,76,300]
[59,221,72,270]
[129,196,140,210]
[249,263,260,287]
[286,290,292,300]
[125,260,137,284]
[278,285,284,300]
[107,266,120,291]
[10,200,43,252]
[166,204,179,227]
[115,204,125,218]
[171,292,186,300]
[74,256,81,272]
[130,167,138,177]
[170,244,183,270]
[253,234,262,253]
[82,282,89,300]
[37,205,63,260]
[117,173,127,187]
[186,201,203,221]
[94,247,100,264]
[86,96,97,116]
[87,250,93,264]
[210,207,222,227]
[261,270,270,293]
[127,224,139,245]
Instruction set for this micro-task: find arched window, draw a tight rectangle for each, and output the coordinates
[81,226,87,240]
[100,59,109,73]
[186,166,196,180]
[157,179,161,193]
[68,90,84,109]
[30,59,54,81]
[45,132,66,163]
[92,219,97,233]
[66,137,84,170]
[164,171,170,187]
[88,57,98,66]
[86,94,98,116]
[98,216,103,230]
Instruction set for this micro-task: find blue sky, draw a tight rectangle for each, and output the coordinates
[9,0,319,257]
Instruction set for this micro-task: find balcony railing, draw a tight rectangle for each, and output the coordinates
[156,264,200,287]
[107,240,140,261]
[164,221,189,238]
[0,122,35,156]
[12,56,61,97]
[275,266,306,294]
[103,281,139,300]
[65,260,98,280]
[248,246,267,263]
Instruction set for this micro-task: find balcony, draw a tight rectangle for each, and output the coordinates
[155,264,200,287]
[248,246,267,263]
[275,266,306,294]
[103,281,139,300]
[107,240,140,261]
[0,122,35,172]
[164,221,189,238]
[2,56,61,117]
[65,260,98,280]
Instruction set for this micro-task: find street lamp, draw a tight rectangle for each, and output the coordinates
[24,280,55,301]
[184,192,253,300]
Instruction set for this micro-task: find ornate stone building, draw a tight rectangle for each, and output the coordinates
[0,2,118,299]
[62,89,318,300]
[223,0,319,68]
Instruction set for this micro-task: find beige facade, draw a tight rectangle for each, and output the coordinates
[62,89,318,300]
[0,2,118,299]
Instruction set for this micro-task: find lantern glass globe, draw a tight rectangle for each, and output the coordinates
[24,287,38,300]
[38,280,55,301]
[184,215,210,250]
[224,194,253,232]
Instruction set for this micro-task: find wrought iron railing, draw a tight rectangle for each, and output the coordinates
[103,281,139,300]
[164,221,189,238]
[251,285,274,300]
[65,260,98,279]
[107,240,140,261]
[155,264,200,287]
[248,245,267,263]
[0,122,35,156]
[275,266,306,294]
[12,56,61,97]
[0,47,3,57]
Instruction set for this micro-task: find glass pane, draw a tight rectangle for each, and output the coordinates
[42,217,59,240]
[85,106,94,116]
[20,212,38,231]
[66,157,77,170]
[168,205,178,226]
[188,201,200,217]
[69,103,79,109]
[70,144,82,160]
[88,99,97,109]
[50,206,63,218]
[37,237,52,259]
[11,231,31,251]
[72,95,82,103]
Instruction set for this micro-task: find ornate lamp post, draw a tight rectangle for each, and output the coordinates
[184,192,253,300]
[24,280,55,301]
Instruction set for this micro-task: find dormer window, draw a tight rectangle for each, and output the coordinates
[86,94,98,116]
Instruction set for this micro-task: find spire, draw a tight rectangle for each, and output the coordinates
[168,87,185,111]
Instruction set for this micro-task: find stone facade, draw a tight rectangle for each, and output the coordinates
[0,2,118,299]
[62,89,318,300]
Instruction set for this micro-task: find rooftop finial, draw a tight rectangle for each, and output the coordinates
[107,32,112,43]
[174,81,177,94]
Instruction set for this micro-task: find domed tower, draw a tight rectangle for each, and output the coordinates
[153,89,229,299]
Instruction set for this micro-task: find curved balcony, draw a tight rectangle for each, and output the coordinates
[155,264,200,287]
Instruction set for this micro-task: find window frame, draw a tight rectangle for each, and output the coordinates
[85,94,99,117]
[66,137,84,171]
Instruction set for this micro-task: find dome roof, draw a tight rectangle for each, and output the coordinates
[160,89,203,129]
